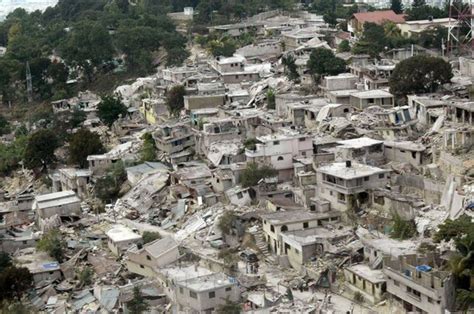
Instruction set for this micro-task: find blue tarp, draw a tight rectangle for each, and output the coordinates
[416,265,432,272]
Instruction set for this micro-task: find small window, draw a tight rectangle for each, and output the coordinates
[301,151,306,156]
[303,222,309,229]
[23,240,27,244]
[393,280,399,286]
[209,291,215,298]
[179,287,184,294]
[378,173,384,179]
[270,225,275,232]
[225,287,232,292]
[298,138,305,142]
[277,156,284,161]
[146,255,151,261]
[364,176,370,181]
[428,297,433,303]
[273,140,280,145]
[190,291,197,298]
[237,192,243,199]
[411,152,417,159]
[140,265,144,269]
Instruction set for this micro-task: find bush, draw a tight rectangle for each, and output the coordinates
[390,214,416,240]
[217,211,238,235]
[37,230,66,262]
[241,162,277,188]
[142,231,161,244]
[354,291,364,303]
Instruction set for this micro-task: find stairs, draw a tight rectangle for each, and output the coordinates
[249,226,276,264]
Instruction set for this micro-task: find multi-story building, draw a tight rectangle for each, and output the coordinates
[316,161,390,212]
[383,254,455,314]
[245,130,314,181]
[153,121,195,163]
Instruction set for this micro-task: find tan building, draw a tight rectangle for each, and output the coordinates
[106,225,143,256]
[344,264,386,304]
[397,18,455,38]
[32,190,81,221]
[126,236,180,277]
[349,90,394,110]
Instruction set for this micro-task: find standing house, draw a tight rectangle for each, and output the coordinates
[383,141,427,168]
[153,121,195,164]
[15,249,62,284]
[260,210,341,255]
[383,254,455,314]
[175,272,240,313]
[333,137,385,166]
[316,162,390,212]
[245,131,314,182]
[33,190,81,221]
[126,236,180,277]
[348,10,405,39]
[52,168,92,199]
[349,90,394,110]
[106,225,143,256]
[343,264,387,304]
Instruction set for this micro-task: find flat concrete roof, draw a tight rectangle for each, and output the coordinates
[346,264,385,283]
[106,225,142,243]
[317,162,389,180]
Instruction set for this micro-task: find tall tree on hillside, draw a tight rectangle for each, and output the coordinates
[69,129,105,168]
[24,129,60,170]
[97,96,128,127]
[391,0,403,13]
[389,55,452,98]
[166,85,186,116]
[307,48,346,79]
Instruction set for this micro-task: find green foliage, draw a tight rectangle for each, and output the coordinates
[389,55,453,97]
[405,4,447,21]
[69,108,87,128]
[0,300,35,314]
[286,287,294,301]
[216,296,241,314]
[391,0,403,14]
[97,95,128,127]
[140,132,156,162]
[244,138,258,150]
[0,266,33,300]
[353,291,364,303]
[390,214,416,240]
[456,288,474,312]
[337,40,351,53]
[77,267,94,287]
[0,115,11,135]
[307,48,346,79]
[267,88,276,109]
[0,252,12,273]
[282,55,300,82]
[415,26,447,49]
[24,129,60,170]
[434,215,474,246]
[166,85,186,116]
[0,135,27,174]
[217,248,238,265]
[37,229,66,262]
[127,286,149,314]
[69,128,105,168]
[218,211,238,235]
[241,162,277,188]
[95,160,127,203]
[208,38,237,57]
[142,231,161,244]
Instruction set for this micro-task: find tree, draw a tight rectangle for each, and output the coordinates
[142,231,161,244]
[282,54,300,82]
[208,38,237,57]
[307,48,346,79]
[95,161,127,203]
[77,267,94,287]
[97,96,128,127]
[69,128,105,168]
[337,40,351,53]
[217,211,238,235]
[241,162,277,188]
[166,85,186,116]
[127,286,149,314]
[0,266,33,300]
[140,132,156,162]
[69,108,87,128]
[390,214,416,240]
[0,252,12,273]
[389,55,452,98]
[412,0,426,7]
[352,22,388,57]
[24,129,60,170]
[416,26,447,49]
[37,229,66,262]
[267,88,276,109]
[216,296,241,314]
[0,115,11,135]
[391,0,403,14]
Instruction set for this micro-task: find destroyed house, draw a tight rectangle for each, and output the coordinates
[383,141,427,168]
[383,254,455,314]
[171,164,213,187]
[407,95,446,126]
[190,108,220,129]
[349,60,396,90]
[374,106,417,139]
[15,249,61,284]
[52,168,92,199]
[446,101,474,125]
[260,210,341,255]
[126,236,180,277]
[316,162,390,212]
[199,119,243,154]
[184,82,226,111]
[333,137,384,166]
[33,190,81,221]
[175,272,240,313]
[280,225,352,271]
[349,90,394,110]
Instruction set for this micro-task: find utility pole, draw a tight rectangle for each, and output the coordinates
[26,61,33,103]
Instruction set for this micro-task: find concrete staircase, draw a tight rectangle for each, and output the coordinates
[249,226,275,264]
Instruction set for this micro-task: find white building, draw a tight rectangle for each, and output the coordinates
[32,190,81,220]
[106,225,143,256]
[245,130,314,181]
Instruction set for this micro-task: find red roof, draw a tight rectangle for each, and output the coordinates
[353,10,406,25]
